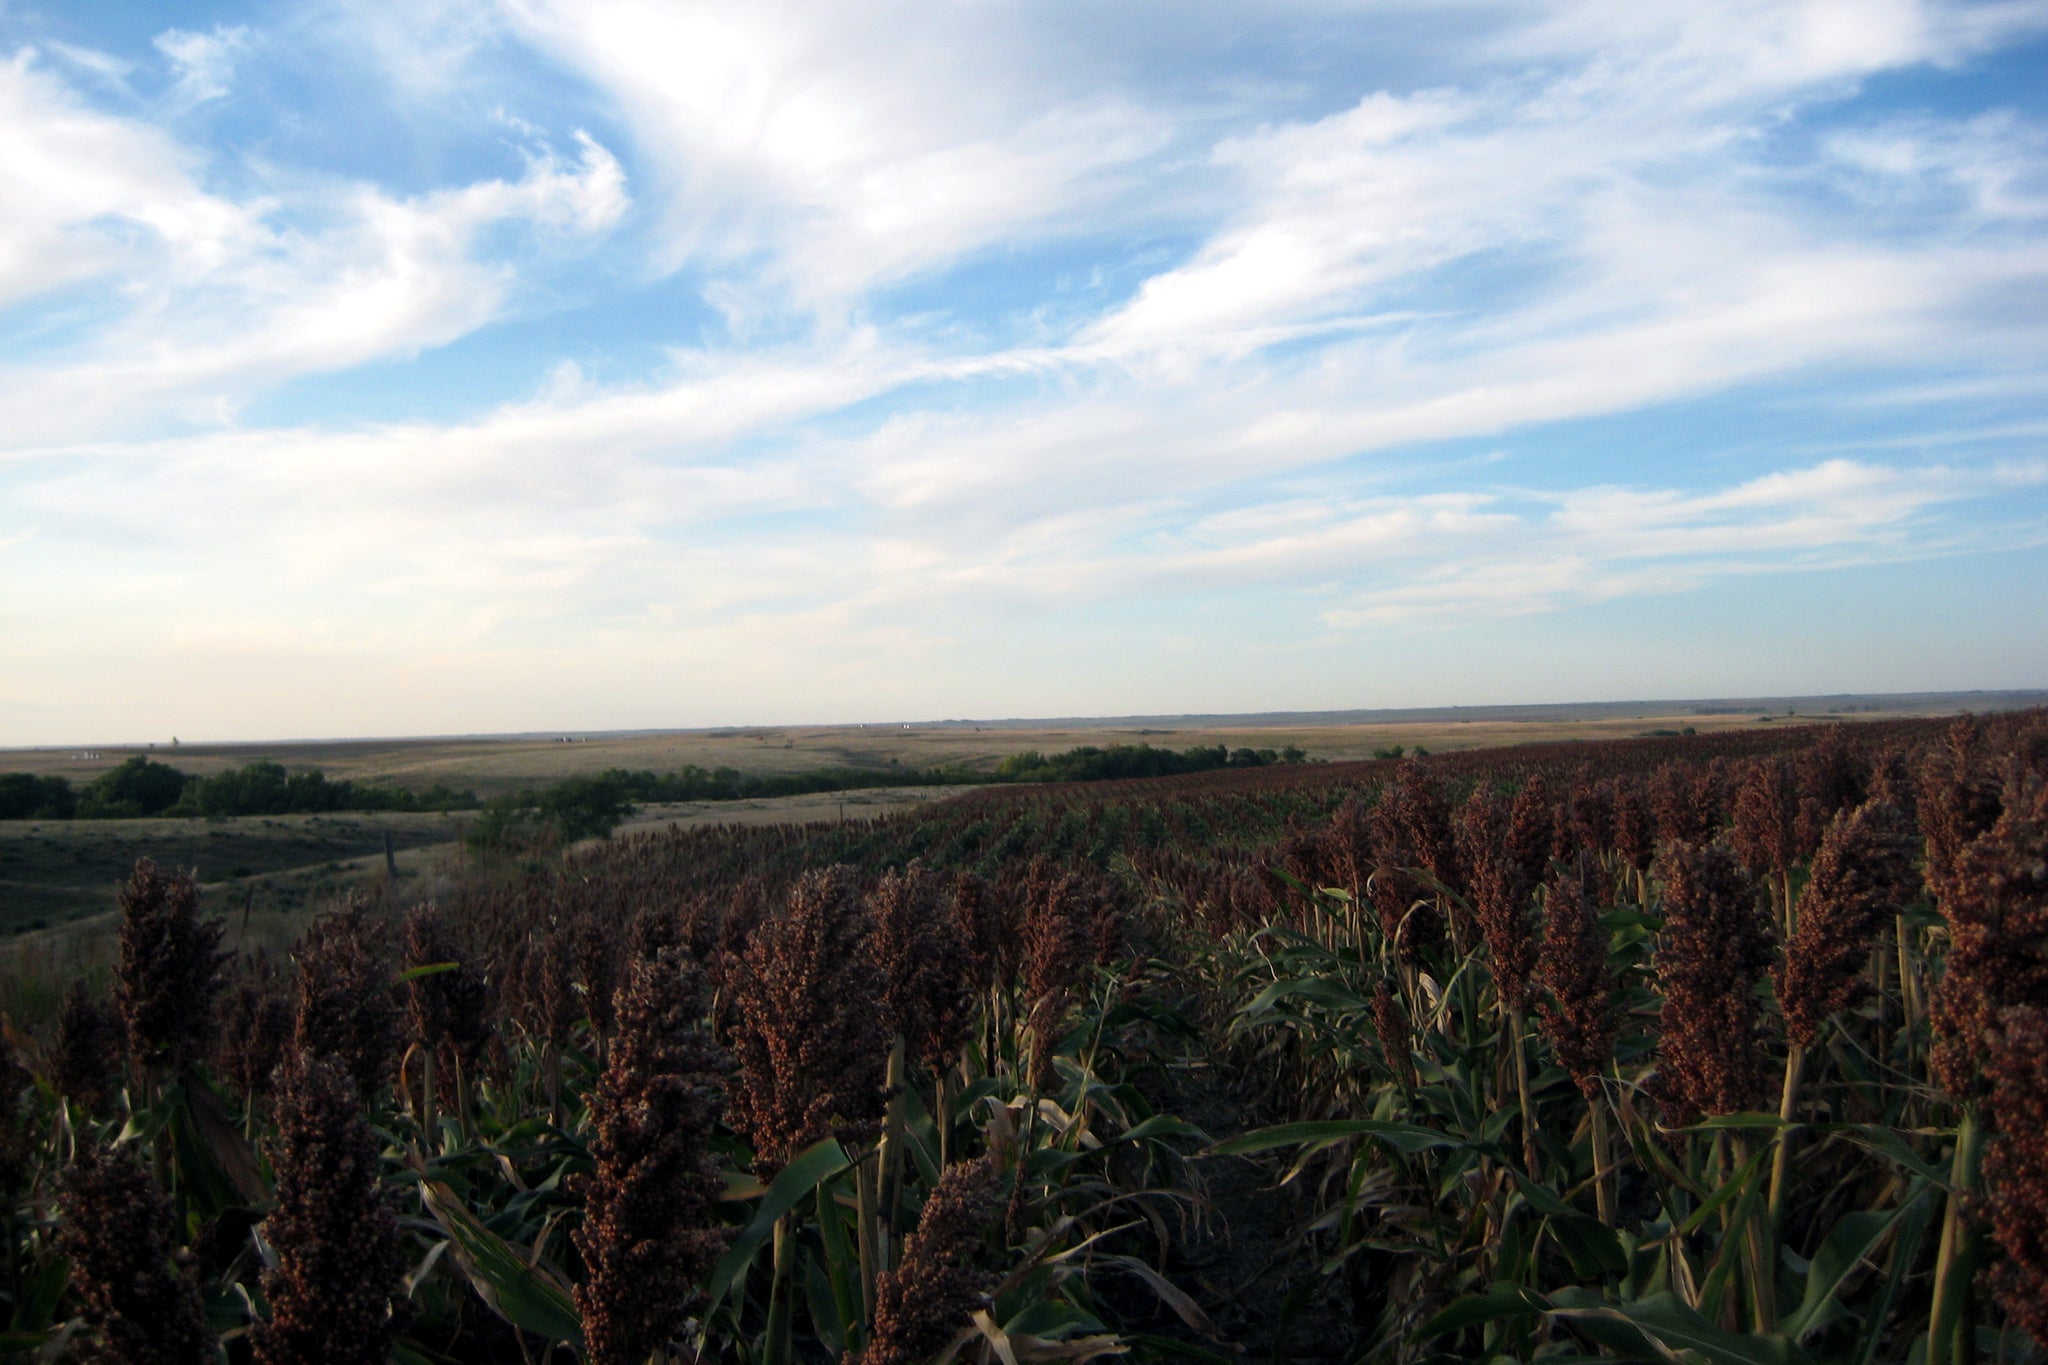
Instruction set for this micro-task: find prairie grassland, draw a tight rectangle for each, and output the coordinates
[0,702,1960,795]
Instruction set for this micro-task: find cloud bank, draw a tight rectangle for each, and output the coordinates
[3,0,2045,741]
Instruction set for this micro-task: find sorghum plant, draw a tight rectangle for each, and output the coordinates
[401,903,489,1105]
[1537,874,1618,1102]
[1929,774,2048,1104]
[1775,799,1917,1050]
[852,1156,1001,1365]
[1654,841,1773,1122]
[1769,798,1919,1214]
[724,866,890,1175]
[1731,758,1799,885]
[114,858,227,1077]
[1982,1005,2048,1349]
[1650,760,1723,846]
[1537,872,1620,1221]
[1459,790,1537,1015]
[56,1139,215,1364]
[1021,865,1089,1093]
[1918,717,2004,904]
[574,947,731,1365]
[216,963,292,1109]
[871,863,975,1075]
[50,978,124,1117]
[1372,982,1418,1092]
[254,1054,406,1365]
[291,901,400,1097]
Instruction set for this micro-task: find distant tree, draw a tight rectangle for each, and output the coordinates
[79,757,188,818]
[538,776,634,842]
[0,773,76,820]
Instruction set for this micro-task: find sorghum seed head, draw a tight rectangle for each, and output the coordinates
[254,1053,406,1365]
[115,858,228,1075]
[1653,840,1773,1122]
[574,947,732,1365]
[853,1156,1002,1365]
[56,1139,216,1365]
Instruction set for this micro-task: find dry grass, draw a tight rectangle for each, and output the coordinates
[0,703,1973,796]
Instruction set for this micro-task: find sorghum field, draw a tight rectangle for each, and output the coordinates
[3,711,2045,1364]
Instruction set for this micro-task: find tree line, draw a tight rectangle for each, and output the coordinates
[0,757,474,821]
[0,742,1312,832]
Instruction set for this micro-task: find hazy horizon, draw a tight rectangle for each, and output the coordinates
[5,2,2046,746]
[8,687,2045,754]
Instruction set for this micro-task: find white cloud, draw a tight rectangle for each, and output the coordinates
[1320,459,2048,625]
[0,49,253,311]
[153,25,252,108]
[497,0,1174,305]
[0,50,629,443]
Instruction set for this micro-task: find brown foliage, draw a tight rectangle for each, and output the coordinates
[401,903,490,1089]
[1731,757,1800,877]
[0,1052,28,1205]
[1917,716,2004,903]
[872,862,977,1074]
[50,978,124,1116]
[1021,861,1091,1092]
[1649,761,1724,846]
[1372,983,1418,1091]
[1458,789,1537,1015]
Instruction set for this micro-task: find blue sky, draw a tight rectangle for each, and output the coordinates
[2,0,2045,743]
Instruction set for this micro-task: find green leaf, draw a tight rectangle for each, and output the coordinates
[1108,1114,1209,1146]
[1549,1214,1629,1282]
[392,961,459,985]
[167,1077,267,1216]
[1830,1123,1951,1188]
[1780,1186,1931,1341]
[1003,1299,1108,1339]
[1415,1283,1552,1339]
[1549,1289,1810,1365]
[1242,977,1370,1015]
[704,1138,852,1312]
[1675,1139,1771,1237]
[1210,1119,1461,1158]
[1685,1112,1793,1133]
[419,1180,583,1347]
[0,1328,62,1357]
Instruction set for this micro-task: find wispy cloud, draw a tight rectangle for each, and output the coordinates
[2,0,2046,739]
[153,24,252,109]
[0,47,628,440]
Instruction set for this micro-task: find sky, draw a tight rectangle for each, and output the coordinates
[2,1,2046,745]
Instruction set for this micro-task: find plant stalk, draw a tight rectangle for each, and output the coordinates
[1767,1043,1804,1225]
[1928,1106,1984,1365]
[1508,1007,1538,1176]
[764,1213,796,1365]
[1589,1096,1614,1227]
